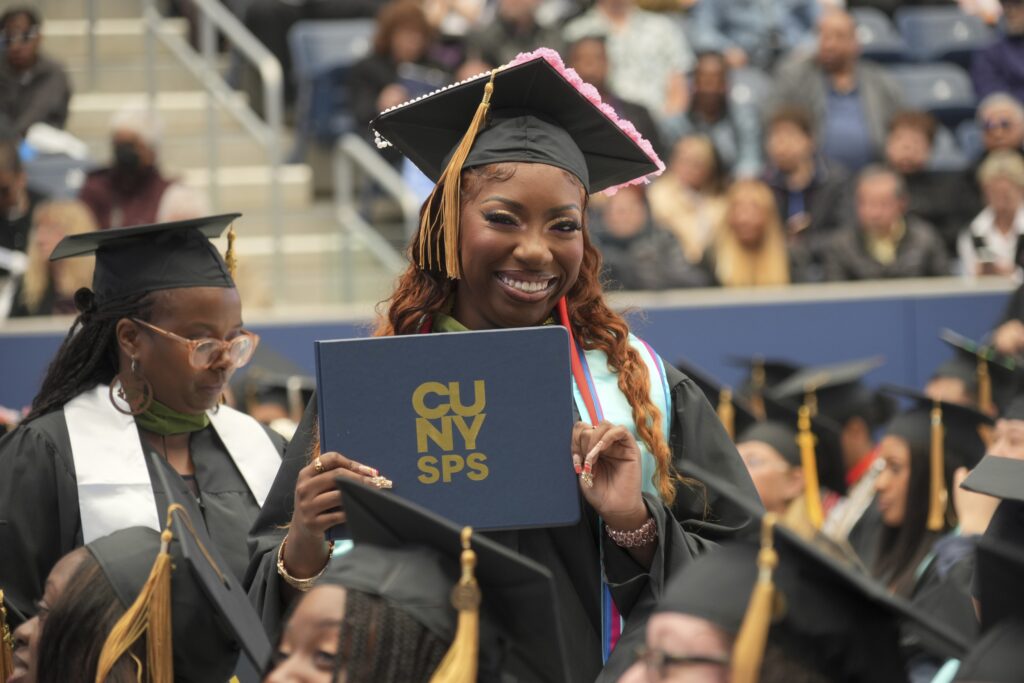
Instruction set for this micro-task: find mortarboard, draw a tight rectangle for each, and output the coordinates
[229,345,315,424]
[769,356,894,429]
[656,460,969,683]
[89,454,271,682]
[1003,394,1024,421]
[325,478,570,683]
[370,48,663,278]
[940,328,1022,416]
[883,386,994,532]
[675,358,757,441]
[48,213,240,303]
[961,454,1024,549]
[724,355,803,420]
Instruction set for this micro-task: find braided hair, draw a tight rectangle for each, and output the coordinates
[24,288,156,423]
[334,590,448,683]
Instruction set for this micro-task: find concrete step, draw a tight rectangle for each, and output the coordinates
[43,18,187,61]
[66,91,246,138]
[84,132,283,170]
[38,0,143,20]
[180,163,313,211]
[225,203,340,237]
[66,61,202,94]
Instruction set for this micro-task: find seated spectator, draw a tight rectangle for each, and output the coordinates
[648,134,727,263]
[664,52,762,177]
[562,0,694,118]
[9,199,96,318]
[770,9,902,173]
[690,0,820,71]
[762,105,851,270]
[823,166,950,280]
[0,6,71,136]
[590,185,709,290]
[465,0,563,68]
[886,110,975,252]
[976,93,1024,161]
[349,0,446,164]
[700,179,807,286]
[423,0,487,38]
[78,106,180,229]
[566,35,665,158]
[0,137,45,254]
[958,150,1024,278]
[972,0,1024,102]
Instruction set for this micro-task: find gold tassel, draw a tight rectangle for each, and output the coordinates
[94,505,183,683]
[225,223,238,280]
[750,360,766,421]
[429,527,480,683]
[796,397,823,530]
[977,356,993,416]
[0,589,14,683]
[927,401,947,532]
[730,513,779,683]
[718,387,735,441]
[418,70,498,279]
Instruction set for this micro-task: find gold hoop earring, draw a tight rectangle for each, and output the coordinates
[109,357,154,416]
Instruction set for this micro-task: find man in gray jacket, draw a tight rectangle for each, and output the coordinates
[769,9,901,173]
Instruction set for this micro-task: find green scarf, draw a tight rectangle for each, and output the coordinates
[135,398,211,436]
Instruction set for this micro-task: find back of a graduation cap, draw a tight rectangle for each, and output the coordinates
[655,460,969,683]
[725,355,804,418]
[369,47,663,279]
[326,478,570,683]
[769,356,893,428]
[48,213,240,303]
[674,358,757,440]
[940,328,1023,416]
[962,454,1024,550]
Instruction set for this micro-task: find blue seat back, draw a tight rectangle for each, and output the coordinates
[888,63,977,127]
[852,7,907,64]
[929,125,969,172]
[957,118,985,161]
[895,7,993,67]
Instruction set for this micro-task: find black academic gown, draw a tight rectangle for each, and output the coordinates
[245,362,760,682]
[0,402,287,627]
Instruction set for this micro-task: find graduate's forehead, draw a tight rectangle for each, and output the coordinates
[461,163,586,207]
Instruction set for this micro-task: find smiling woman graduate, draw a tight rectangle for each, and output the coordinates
[0,215,286,631]
[246,48,759,682]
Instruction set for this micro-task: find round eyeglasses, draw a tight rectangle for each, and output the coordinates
[132,318,259,370]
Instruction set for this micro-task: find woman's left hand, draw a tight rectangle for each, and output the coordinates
[572,420,648,531]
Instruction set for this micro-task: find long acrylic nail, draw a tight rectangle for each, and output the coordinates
[357,465,376,477]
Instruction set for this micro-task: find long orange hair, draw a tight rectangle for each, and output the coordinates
[374,164,678,503]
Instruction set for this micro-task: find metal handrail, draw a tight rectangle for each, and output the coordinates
[334,133,418,301]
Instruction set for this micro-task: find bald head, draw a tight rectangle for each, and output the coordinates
[818,9,859,73]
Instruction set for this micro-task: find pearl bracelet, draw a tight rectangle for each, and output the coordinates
[605,516,657,548]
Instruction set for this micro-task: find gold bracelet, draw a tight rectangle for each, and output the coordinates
[276,535,334,591]
[605,516,658,548]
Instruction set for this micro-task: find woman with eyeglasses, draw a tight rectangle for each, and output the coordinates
[0,213,285,632]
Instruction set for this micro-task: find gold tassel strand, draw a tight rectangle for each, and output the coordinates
[750,360,766,421]
[927,401,947,532]
[718,387,735,441]
[796,396,823,530]
[0,589,14,682]
[977,355,993,416]
[429,527,481,683]
[224,223,238,280]
[418,70,498,279]
[730,513,779,683]
[94,505,183,683]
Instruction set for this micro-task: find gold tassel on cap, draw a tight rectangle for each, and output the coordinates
[719,387,735,441]
[927,401,947,532]
[94,504,184,683]
[0,589,14,682]
[224,222,238,280]
[750,360,766,421]
[429,527,481,683]
[418,70,499,279]
[796,394,823,531]
[730,513,779,683]
[977,355,993,416]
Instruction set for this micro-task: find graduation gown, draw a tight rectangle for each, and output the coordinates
[0,398,287,628]
[246,362,760,682]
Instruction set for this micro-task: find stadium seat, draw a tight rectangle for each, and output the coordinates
[956,119,985,161]
[729,67,772,112]
[887,63,977,127]
[851,7,907,64]
[25,154,96,198]
[894,6,994,68]
[287,19,376,160]
[929,125,969,172]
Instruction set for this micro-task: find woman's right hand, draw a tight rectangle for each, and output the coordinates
[282,452,381,579]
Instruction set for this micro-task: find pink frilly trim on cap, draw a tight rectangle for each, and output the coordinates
[507,47,666,195]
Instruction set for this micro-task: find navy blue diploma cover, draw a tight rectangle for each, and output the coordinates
[315,326,580,534]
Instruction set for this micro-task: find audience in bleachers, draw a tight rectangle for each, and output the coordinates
[689,0,821,71]
[0,6,70,138]
[664,51,762,177]
[976,92,1024,162]
[971,0,1024,102]
[957,150,1024,278]
[823,165,950,280]
[78,106,181,230]
[771,9,902,172]
[0,138,45,255]
[465,0,564,68]
[562,0,694,118]
[648,134,728,264]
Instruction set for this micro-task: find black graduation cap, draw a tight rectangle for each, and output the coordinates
[48,213,239,303]
[940,328,1022,416]
[675,358,757,441]
[725,355,803,414]
[229,345,314,423]
[370,51,662,195]
[1004,394,1024,421]
[655,460,969,682]
[883,385,994,532]
[953,537,1024,682]
[961,454,1024,549]
[769,356,894,428]
[325,478,570,683]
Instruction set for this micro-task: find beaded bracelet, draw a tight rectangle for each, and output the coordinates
[605,516,657,548]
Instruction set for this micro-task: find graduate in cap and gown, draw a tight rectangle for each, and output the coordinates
[932,329,1024,418]
[0,215,285,630]
[724,355,803,422]
[246,48,759,682]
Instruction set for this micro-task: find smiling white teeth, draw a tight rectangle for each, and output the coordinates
[498,274,553,293]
